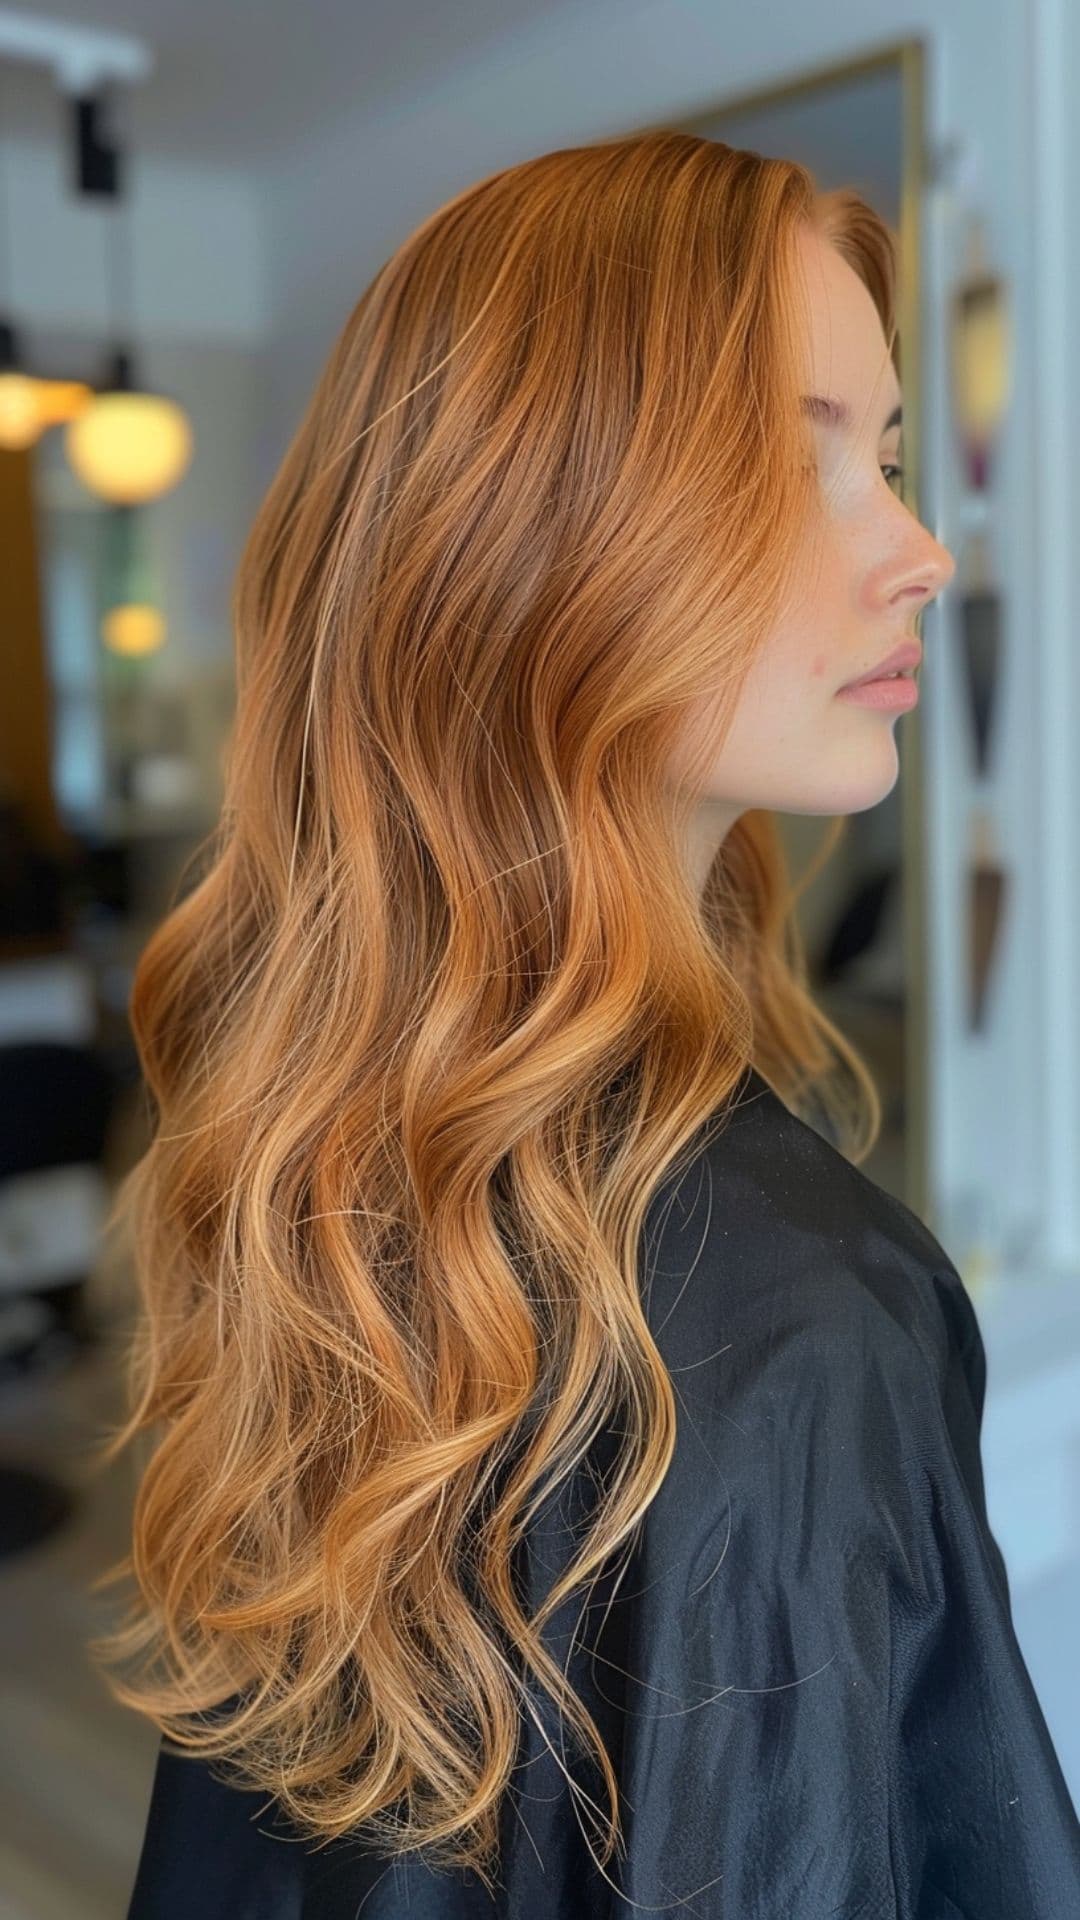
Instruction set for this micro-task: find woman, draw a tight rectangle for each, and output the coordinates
[95,131,1080,1915]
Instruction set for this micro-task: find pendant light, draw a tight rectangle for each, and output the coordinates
[64,85,192,505]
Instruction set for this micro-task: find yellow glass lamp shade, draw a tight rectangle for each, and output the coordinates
[950,291,1012,445]
[65,390,193,504]
[101,602,166,657]
[0,370,45,449]
[0,374,93,450]
[34,379,95,428]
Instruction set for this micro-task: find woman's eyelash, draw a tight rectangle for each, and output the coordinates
[801,458,905,489]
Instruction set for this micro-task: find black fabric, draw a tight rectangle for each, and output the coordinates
[126,1067,1080,1917]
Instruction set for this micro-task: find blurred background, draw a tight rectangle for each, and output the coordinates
[1,2,1079,1913]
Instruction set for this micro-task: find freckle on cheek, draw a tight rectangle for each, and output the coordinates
[810,652,828,679]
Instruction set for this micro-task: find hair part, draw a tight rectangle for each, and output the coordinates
[89,129,894,1900]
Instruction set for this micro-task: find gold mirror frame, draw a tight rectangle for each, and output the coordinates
[617,39,930,1221]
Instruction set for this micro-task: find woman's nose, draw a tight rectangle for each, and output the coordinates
[904,532,956,609]
[929,535,958,591]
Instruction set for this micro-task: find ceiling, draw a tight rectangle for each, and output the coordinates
[0,0,577,167]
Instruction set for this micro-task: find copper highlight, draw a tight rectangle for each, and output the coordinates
[88,130,895,1898]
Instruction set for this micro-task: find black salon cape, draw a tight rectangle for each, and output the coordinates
[127,1066,1080,1918]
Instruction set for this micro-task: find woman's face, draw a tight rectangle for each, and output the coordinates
[676,221,956,888]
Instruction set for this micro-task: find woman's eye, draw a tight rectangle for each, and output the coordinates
[881,462,905,493]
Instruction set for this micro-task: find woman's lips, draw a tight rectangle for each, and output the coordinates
[840,639,922,688]
[835,673,919,710]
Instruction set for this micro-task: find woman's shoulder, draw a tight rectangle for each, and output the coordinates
[643,1063,975,1406]
[634,1063,1000,1605]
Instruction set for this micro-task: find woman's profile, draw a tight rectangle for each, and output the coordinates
[90,130,1080,1916]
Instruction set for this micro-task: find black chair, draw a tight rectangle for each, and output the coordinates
[0,1040,117,1557]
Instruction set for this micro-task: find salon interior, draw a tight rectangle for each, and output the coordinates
[1,2,1079,1912]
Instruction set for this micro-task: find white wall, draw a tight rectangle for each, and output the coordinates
[7,138,266,342]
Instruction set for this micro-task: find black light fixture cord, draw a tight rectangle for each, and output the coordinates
[72,80,134,385]
[102,87,133,364]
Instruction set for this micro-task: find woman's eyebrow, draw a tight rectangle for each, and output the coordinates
[801,393,903,433]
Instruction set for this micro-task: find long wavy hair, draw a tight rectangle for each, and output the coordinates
[89,130,896,1894]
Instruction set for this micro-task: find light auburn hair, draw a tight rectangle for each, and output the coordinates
[89,129,894,1897]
